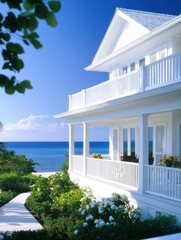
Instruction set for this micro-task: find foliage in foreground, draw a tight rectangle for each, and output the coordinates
[0,0,61,95]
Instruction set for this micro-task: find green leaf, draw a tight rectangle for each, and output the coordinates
[6,42,24,54]
[23,0,35,11]
[5,85,15,95]
[0,33,11,42]
[0,74,9,86]
[28,15,38,31]
[48,1,61,13]
[15,83,25,93]
[21,80,33,89]
[12,58,24,72]
[29,38,43,49]
[2,62,13,71]
[35,2,49,19]
[46,12,58,27]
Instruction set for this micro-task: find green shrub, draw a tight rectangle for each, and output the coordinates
[0,172,39,193]
[0,190,16,207]
[136,212,181,239]
[73,193,140,240]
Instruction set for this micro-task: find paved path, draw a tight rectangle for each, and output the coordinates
[0,192,43,236]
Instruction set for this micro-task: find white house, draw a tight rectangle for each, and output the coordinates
[55,8,181,221]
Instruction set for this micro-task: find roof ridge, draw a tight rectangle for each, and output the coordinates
[117,7,177,17]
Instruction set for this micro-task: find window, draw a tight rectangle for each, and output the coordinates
[123,66,128,74]
[130,62,135,72]
[131,128,135,156]
[148,127,153,158]
[139,58,145,67]
[123,128,128,156]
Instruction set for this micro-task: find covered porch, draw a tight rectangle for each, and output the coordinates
[69,111,181,203]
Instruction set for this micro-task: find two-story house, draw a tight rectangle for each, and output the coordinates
[55,8,181,221]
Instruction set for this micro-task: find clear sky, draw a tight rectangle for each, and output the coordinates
[0,0,181,141]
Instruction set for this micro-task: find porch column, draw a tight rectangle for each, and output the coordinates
[83,122,89,176]
[69,124,75,173]
[138,114,149,193]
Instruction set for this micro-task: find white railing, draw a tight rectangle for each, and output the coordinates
[69,52,181,111]
[146,52,181,89]
[69,70,141,111]
[71,155,83,174]
[86,70,141,107]
[87,157,138,188]
[146,165,181,201]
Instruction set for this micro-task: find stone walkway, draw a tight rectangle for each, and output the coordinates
[0,192,43,238]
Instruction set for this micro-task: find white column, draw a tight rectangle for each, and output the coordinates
[138,114,149,193]
[69,124,74,173]
[83,122,89,176]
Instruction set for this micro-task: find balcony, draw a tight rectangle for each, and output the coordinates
[69,52,181,111]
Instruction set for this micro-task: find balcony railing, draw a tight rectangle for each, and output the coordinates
[146,165,181,202]
[71,155,181,201]
[69,52,181,111]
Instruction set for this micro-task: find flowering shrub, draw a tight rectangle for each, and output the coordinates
[73,193,140,240]
[159,155,181,168]
[91,153,103,159]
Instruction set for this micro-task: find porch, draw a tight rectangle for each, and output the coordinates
[69,52,181,111]
[70,155,181,202]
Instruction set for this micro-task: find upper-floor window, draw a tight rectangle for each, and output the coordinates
[139,58,145,67]
[130,62,135,71]
[123,66,128,74]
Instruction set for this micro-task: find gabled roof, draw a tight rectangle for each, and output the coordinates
[86,8,177,71]
[119,8,176,31]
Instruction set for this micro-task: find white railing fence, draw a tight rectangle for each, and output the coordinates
[72,157,139,188]
[146,52,181,89]
[69,52,181,111]
[146,165,181,201]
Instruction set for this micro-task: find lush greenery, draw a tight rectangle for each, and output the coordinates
[0,0,61,94]
[0,143,39,206]
[0,142,38,175]
[1,160,181,239]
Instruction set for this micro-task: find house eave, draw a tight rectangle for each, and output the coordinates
[85,14,181,72]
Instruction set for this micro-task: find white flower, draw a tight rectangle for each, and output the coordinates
[109,216,114,222]
[94,219,99,224]
[89,201,96,208]
[74,230,78,235]
[111,204,116,210]
[86,214,93,221]
[98,206,104,214]
[83,222,88,227]
[81,210,86,215]
[78,207,82,212]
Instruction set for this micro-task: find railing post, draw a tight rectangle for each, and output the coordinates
[83,122,89,176]
[140,66,147,92]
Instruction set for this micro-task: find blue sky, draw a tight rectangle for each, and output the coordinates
[0,0,181,141]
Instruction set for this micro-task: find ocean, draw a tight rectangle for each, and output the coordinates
[4,142,109,172]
